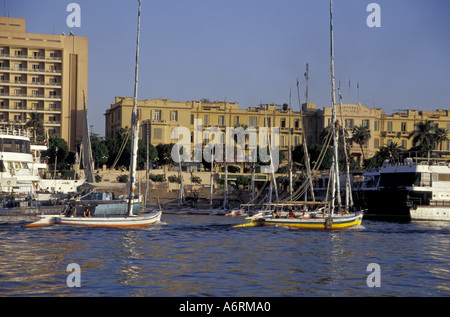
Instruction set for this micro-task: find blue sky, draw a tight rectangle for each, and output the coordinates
[8,0,450,136]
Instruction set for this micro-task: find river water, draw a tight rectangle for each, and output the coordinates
[0,213,449,297]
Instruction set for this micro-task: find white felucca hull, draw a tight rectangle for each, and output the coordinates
[26,210,162,228]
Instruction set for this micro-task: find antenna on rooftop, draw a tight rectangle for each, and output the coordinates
[304,63,309,105]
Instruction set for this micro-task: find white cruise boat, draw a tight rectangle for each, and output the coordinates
[31,143,84,196]
[0,129,40,195]
[353,151,450,221]
[0,129,83,204]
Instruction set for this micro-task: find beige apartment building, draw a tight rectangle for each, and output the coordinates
[0,17,88,151]
[105,96,450,166]
[376,109,450,151]
[105,97,309,157]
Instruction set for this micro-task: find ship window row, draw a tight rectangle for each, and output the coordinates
[0,138,30,153]
[0,160,29,172]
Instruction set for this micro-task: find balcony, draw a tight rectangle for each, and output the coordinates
[0,66,61,75]
[44,120,61,126]
[5,93,61,101]
[0,53,62,62]
[5,80,61,88]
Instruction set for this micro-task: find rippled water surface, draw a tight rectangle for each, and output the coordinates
[1,213,449,297]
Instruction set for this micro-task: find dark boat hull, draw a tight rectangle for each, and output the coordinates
[353,188,432,221]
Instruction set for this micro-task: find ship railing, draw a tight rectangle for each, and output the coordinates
[0,128,30,138]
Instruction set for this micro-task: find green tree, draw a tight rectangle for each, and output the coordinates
[293,143,333,171]
[156,143,176,166]
[44,136,69,169]
[25,112,44,142]
[90,134,109,167]
[408,121,435,148]
[364,141,405,168]
[106,127,157,169]
[141,140,158,169]
[351,125,371,161]
[235,175,251,188]
[433,127,449,150]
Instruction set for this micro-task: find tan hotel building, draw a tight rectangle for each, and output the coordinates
[0,17,88,151]
[105,97,450,165]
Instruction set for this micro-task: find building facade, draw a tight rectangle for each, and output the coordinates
[105,97,450,164]
[104,97,307,158]
[0,17,88,151]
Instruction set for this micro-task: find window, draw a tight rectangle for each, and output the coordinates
[170,110,178,121]
[32,90,39,96]
[190,114,194,125]
[153,128,162,139]
[265,118,271,127]
[281,135,286,146]
[401,122,407,132]
[374,138,379,148]
[153,109,161,121]
[387,121,393,132]
[280,118,286,128]
[345,119,354,129]
[249,116,257,127]
[362,119,369,128]
[374,121,379,131]
[401,139,407,149]
[204,115,210,126]
[234,116,239,126]
[218,115,225,126]
[294,136,300,146]
[294,119,300,129]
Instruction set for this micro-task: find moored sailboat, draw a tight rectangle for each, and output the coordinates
[234,0,362,230]
[26,0,161,228]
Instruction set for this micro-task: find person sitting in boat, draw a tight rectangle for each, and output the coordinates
[289,210,295,219]
[83,207,91,218]
[274,208,280,218]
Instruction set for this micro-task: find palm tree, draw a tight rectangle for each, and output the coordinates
[25,112,43,142]
[384,140,404,161]
[433,127,449,150]
[408,121,435,148]
[351,125,371,161]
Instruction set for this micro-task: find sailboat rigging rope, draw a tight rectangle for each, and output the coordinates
[110,129,131,170]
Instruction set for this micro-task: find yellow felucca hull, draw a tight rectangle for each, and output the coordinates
[233,212,363,230]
